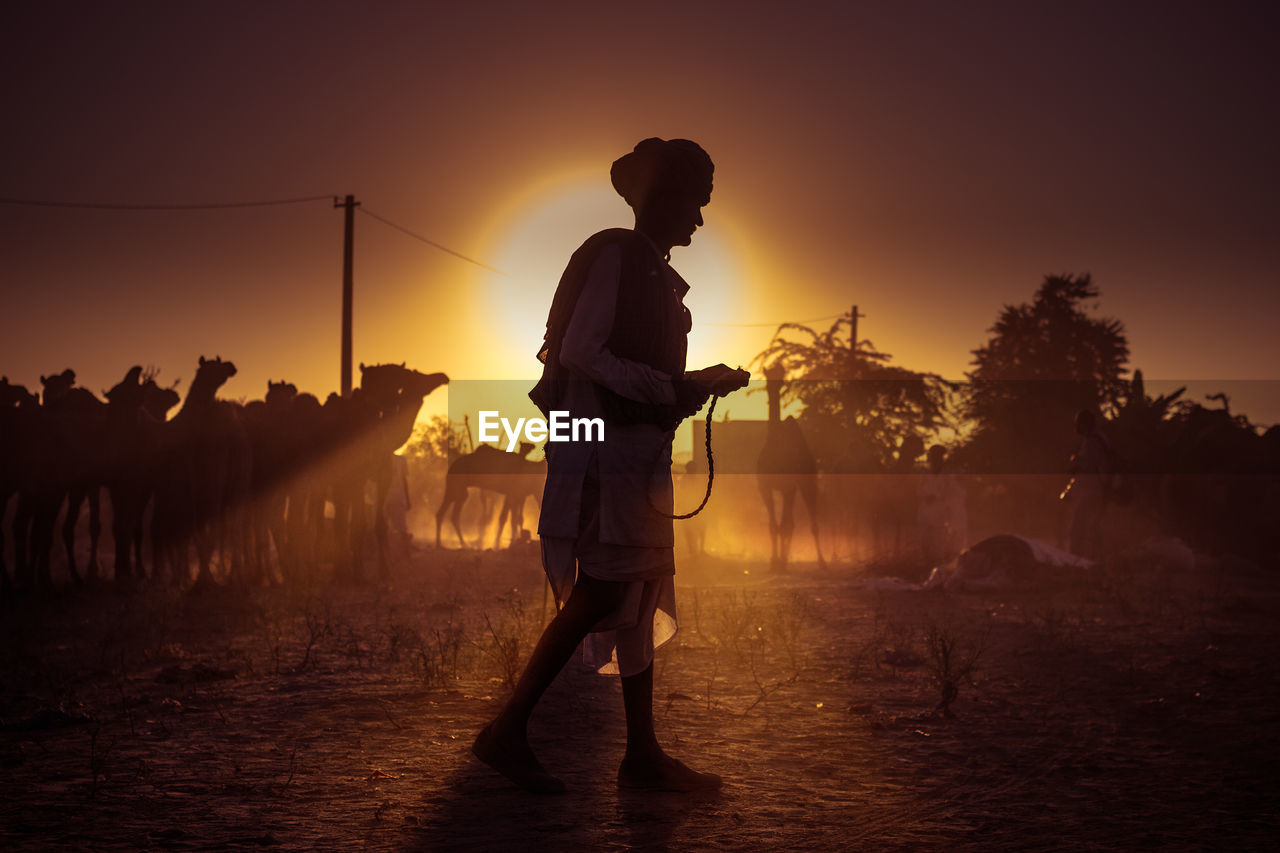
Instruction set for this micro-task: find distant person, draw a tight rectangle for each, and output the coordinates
[878,434,924,557]
[1066,409,1112,559]
[917,444,967,566]
[472,138,748,794]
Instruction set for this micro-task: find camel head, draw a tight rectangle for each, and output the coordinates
[141,380,181,420]
[359,363,449,400]
[40,368,77,403]
[195,355,238,390]
[403,370,449,399]
[266,380,299,408]
[104,365,145,408]
[1,377,38,408]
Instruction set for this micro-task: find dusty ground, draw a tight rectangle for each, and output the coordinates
[2,545,1279,851]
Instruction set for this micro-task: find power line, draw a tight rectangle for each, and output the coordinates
[0,194,335,210]
[358,207,507,276]
[3,192,507,275]
[700,313,844,328]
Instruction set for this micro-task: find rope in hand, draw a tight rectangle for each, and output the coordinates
[651,395,718,520]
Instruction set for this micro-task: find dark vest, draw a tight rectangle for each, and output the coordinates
[530,229,690,426]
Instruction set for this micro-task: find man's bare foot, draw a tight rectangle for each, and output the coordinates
[471,720,566,795]
[618,752,723,792]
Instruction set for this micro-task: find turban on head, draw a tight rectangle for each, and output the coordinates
[610,138,713,210]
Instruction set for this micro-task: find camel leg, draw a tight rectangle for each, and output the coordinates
[494,498,513,550]
[192,511,218,589]
[435,497,451,549]
[0,491,10,593]
[14,495,36,591]
[801,480,825,570]
[282,491,302,582]
[779,489,797,573]
[757,482,777,569]
[33,495,58,593]
[111,488,134,588]
[133,501,146,582]
[374,465,392,579]
[350,488,368,581]
[450,494,468,549]
[63,486,85,585]
[268,491,290,585]
[151,502,176,586]
[87,487,102,581]
[339,482,365,581]
[331,494,349,580]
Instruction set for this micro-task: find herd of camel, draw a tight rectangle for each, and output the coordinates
[7,335,1277,594]
[0,355,889,592]
[0,358,448,592]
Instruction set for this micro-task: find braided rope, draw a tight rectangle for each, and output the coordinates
[653,396,717,520]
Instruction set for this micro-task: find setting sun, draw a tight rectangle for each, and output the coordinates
[471,172,760,381]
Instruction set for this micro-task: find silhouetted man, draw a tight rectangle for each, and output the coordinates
[472,138,747,794]
[1066,410,1111,559]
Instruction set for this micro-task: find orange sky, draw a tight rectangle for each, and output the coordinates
[3,2,1277,425]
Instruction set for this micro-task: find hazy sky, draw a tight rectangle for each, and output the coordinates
[3,1,1277,422]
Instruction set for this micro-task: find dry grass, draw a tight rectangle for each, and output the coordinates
[1,547,1278,850]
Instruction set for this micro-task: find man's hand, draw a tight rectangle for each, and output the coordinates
[686,364,750,398]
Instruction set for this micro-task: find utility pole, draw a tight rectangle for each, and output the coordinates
[850,303,860,364]
[336,194,360,397]
[846,304,866,435]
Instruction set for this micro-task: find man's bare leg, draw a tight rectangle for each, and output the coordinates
[473,572,626,793]
[617,664,723,791]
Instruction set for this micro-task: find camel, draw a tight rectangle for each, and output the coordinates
[153,356,251,589]
[756,363,825,572]
[103,368,179,587]
[13,369,109,590]
[322,363,448,581]
[240,380,306,584]
[436,441,544,550]
[280,391,326,579]
[0,377,40,592]
[357,363,448,576]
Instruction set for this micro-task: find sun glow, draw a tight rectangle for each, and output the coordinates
[471,174,762,380]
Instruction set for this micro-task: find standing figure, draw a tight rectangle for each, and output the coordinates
[1066,409,1112,559]
[472,138,747,794]
[917,444,967,566]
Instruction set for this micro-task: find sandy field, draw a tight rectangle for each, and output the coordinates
[2,543,1278,851]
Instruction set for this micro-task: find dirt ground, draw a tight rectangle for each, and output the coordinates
[2,544,1278,851]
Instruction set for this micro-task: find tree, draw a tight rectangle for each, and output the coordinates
[754,310,952,470]
[400,414,466,465]
[960,274,1129,473]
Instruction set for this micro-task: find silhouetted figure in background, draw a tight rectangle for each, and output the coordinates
[1066,409,1112,559]
[756,362,825,572]
[473,137,747,794]
[876,433,924,558]
[917,444,967,566]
